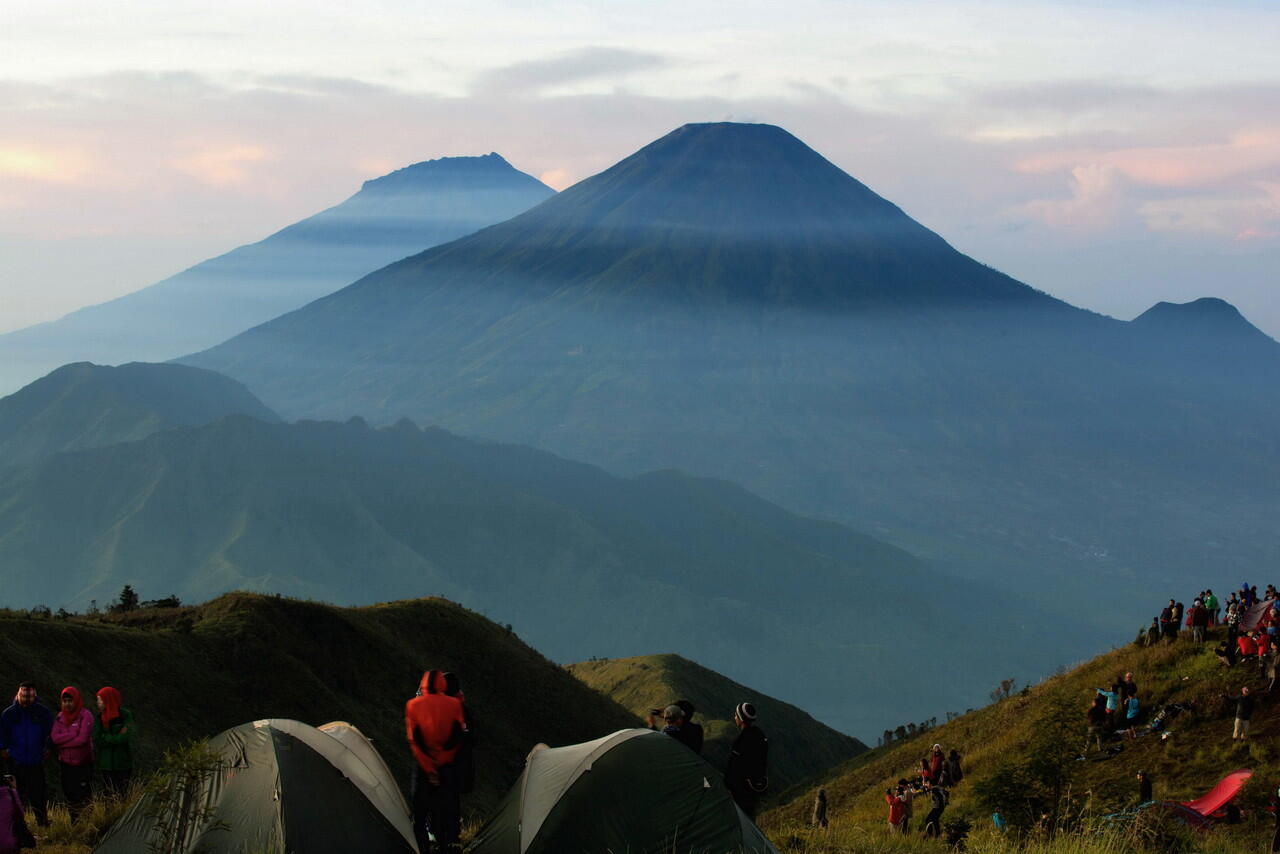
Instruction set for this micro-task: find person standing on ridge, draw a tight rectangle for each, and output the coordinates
[927,744,945,781]
[1171,601,1184,640]
[1137,771,1153,804]
[440,673,475,797]
[50,686,94,821]
[1226,686,1254,742]
[725,702,768,819]
[93,686,135,797]
[1205,589,1219,627]
[920,779,948,838]
[0,682,52,827]
[673,700,704,755]
[947,749,963,785]
[1160,600,1175,643]
[811,788,829,829]
[405,670,468,854]
[1187,599,1207,643]
[885,786,905,833]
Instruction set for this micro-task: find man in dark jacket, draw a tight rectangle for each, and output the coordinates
[1227,686,1255,741]
[0,682,53,826]
[1160,601,1176,643]
[921,780,948,838]
[725,702,768,819]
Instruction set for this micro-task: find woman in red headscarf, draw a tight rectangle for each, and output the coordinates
[93,687,135,797]
[49,686,94,820]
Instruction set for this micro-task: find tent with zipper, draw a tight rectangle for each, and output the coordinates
[92,718,417,854]
[471,728,779,854]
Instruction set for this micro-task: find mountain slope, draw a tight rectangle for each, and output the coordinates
[567,653,867,795]
[0,154,554,393]
[184,122,1280,629]
[0,361,279,468]
[0,593,636,815]
[0,415,1078,737]
[764,625,1279,851]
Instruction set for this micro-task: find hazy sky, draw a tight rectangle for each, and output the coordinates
[2,0,1278,335]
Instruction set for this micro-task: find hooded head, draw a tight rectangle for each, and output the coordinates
[59,686,83,723]
[97,686,122,727]
[418,670,445,695]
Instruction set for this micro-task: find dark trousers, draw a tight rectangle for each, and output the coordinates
[411,764,461,854]
[730,786,759,819]
[12,763,47,825]
[59,762,93,820]
[102,770,132,798]
[923,808,944,837]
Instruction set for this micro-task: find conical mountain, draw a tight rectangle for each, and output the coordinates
[0,153,554,394]
[0,361,278,468]
[186,123,1280,631]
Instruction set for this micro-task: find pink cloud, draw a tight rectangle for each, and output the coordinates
[1015,128,1280,189]
[170,142,273,187]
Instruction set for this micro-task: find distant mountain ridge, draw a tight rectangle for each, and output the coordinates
[183,122,1280,628]
[0,361,278,468]
[0,413,1079,737]
[0,153,554,394]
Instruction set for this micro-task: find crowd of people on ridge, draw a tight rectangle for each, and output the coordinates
[0,681,135,849]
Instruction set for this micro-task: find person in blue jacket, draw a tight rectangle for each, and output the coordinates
[0,682,53,826]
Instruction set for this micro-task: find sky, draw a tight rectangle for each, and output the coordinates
[1,0,1278,335]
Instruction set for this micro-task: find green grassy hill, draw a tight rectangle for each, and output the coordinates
[568,654,868,796]
[0,592,635,818]
[762,630,1280,852]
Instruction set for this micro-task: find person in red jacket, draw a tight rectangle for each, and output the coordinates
[885,786,906,832]
[405,670,467,854]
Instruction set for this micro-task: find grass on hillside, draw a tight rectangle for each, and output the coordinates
[764,631,1280,852]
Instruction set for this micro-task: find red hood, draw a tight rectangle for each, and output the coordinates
[97,686,122,727]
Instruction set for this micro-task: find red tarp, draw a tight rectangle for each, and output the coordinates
[1181,769,1252,817]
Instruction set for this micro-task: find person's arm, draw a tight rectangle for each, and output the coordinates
[98,710,134,746]
[405,711,435,774]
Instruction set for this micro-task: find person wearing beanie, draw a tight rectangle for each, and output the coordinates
[725,702,768,818]
[93,686,136,797]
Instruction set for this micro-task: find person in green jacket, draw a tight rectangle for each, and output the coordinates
[93,687,134,797]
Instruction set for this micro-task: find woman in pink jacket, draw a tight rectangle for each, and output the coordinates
[50,686,94,821]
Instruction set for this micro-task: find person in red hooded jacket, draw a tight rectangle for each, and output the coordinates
[405,670,467,854]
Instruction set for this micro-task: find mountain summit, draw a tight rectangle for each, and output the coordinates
[0,153,554,394]
[1133,297,1277,344]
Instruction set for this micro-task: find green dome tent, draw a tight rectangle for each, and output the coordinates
[471,729,779,854]
[93,719,416,854]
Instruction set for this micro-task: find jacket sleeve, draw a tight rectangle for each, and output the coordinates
[97,710,135,746]
[53,711,93,749]
[405,703,436,774]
